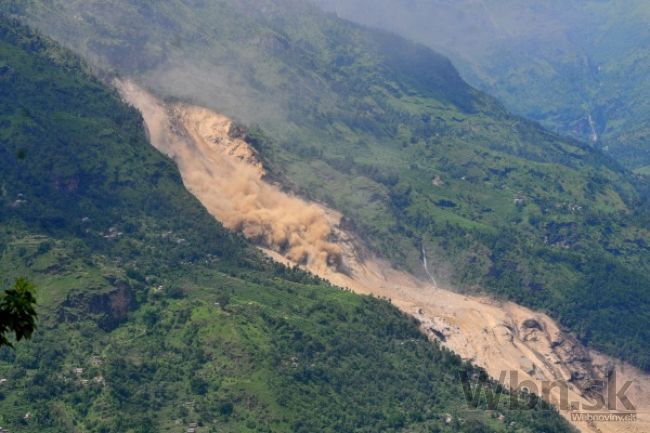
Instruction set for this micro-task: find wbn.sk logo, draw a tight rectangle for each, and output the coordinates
[460,369,636,419]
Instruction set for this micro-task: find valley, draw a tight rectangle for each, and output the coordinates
[9,0,649,374]
[314,0,650,173]
[3,19,575,432]
[2,1,649,431]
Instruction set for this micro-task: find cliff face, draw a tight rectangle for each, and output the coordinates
[59,280,137,331]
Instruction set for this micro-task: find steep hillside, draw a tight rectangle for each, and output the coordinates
[314,0,650,172]
[117,78,650,433]
[0,17,576,433]
[5,0,650,371]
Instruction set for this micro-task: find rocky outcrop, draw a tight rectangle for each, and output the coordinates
[58,279,137,331]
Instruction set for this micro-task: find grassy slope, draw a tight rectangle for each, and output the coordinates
[0,17,573,433]
[5,0,650,371]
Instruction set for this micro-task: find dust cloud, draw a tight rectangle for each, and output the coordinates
[117,79,650,433]
[116,79,342,273]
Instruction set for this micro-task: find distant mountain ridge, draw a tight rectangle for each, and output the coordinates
[314,0,650,173]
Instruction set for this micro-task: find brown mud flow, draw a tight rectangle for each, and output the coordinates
[117,79,650,433]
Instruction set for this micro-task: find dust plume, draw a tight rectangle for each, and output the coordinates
[117,80,650,433]
[116,79,342,273]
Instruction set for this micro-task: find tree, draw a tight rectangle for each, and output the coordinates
[0,278,37,348]
[216,293,230,311]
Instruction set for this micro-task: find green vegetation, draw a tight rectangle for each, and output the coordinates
[5,0,650,370]
[315,0,650,171]
[0,277,37,348]
[0,17,573,433]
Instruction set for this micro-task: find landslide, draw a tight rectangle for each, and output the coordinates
[117,79,650,433]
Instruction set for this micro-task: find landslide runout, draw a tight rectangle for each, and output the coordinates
[117,79,650,433]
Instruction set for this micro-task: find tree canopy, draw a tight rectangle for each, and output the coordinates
[0,278,37,348]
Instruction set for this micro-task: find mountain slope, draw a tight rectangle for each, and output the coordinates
[5,0,650,371]
[5,0,650,368]
[313,0,650,172]
[0,16,575,433]
[116,78,650,433]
